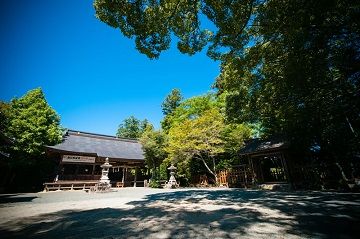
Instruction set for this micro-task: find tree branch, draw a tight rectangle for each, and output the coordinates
[167,0,181,24]
[235,0,255,39]
[197,154,216,177]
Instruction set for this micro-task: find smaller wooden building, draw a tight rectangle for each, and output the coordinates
[239,137,290,185]
[45,130,146,189]
[217,137,292,188]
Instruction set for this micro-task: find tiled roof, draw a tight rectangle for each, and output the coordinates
[46,130,144,160]
[239,137,289,155]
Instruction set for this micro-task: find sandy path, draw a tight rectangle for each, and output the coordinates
[0,188,359,238]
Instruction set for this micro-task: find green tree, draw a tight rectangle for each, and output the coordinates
[95,0,360,183]
[116,116,152,138]
[222,123,252,156]
[1,88,62,192]
[0,101,10,133]
[161,88,183,115]
[0,101,12,161]
[167,108,225,183]
[161,93,220,132]
[93,0,255,59]
[6,88,62,158]
[139,127,168,181]
[140,118,153,131]
[214,0,360,181]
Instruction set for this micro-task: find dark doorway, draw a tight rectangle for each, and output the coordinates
[258,155,287,183]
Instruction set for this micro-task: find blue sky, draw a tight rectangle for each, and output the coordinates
[0,0,220,135]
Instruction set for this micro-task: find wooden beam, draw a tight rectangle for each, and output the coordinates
[133,167,138,187]
[122,167,125,184]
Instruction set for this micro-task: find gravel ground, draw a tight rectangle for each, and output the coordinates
[0,188,359,239]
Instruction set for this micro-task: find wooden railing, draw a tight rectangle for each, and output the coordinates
[59,175,101,181]
[217,166,254,188]
[43,180,98,192]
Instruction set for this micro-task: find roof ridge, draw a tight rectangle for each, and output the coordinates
[66,129,139,142]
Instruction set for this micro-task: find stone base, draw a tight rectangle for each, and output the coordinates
[164,181,179,189]
[258,183,291,191]
[93,182,111,193]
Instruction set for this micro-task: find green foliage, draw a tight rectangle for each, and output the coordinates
[167,108,225,180]
[94,0,213,59]
[95,0,359,177]
[148,179,161,188]
[5,88,62,158]
[139,126,167,179]
[159,161,169,180]
[116,116,152,138]
[161,88,183,115]
[1,88,62,192]
[161,93,219,132]
[214,0,360,165]
[222,123,252,155]
[0,101,10,132]
[96,0,360,187]
[161,93,252,182]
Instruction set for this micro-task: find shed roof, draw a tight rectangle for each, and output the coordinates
[239,137,289,156]
[46,130,144,160]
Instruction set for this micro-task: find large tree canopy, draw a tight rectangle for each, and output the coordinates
[95,0,359,168]
[215,0,360,164]
[94,0,256,59]
[5,88,62,158]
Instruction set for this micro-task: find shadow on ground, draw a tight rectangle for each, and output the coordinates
[0,194,37,204]
[0,190,359,238]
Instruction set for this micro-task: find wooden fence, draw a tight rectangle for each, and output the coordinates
[217,165,254,188]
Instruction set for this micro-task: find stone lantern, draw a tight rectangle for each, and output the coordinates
[100,157,112,185]
[165,164,178,189]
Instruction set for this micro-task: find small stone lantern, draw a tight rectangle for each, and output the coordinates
[165,164,178,188]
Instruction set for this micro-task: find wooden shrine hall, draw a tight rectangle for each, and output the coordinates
[217,137,292,189]
[239,137,290,185]
[44,130,146,191]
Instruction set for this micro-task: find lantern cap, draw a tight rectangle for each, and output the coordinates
[167,164,177,170]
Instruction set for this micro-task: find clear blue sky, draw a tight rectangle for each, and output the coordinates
[0,0,220,135]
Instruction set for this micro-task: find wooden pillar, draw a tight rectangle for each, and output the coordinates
[75,165,79,180]
[57,164,64,181]
[249,156,256,184]
[281,152,291,184]
[133,167,138,187]
[258,156,264,183]
[122,167,125,184]
[92,165,95,175]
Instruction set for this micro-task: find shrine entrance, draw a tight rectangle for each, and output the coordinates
[252,154,288,183]
[216,137,292,188]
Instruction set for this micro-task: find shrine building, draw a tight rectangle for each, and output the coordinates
[44,130,146,191]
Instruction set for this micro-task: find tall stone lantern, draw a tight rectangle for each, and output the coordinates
[100,157,112,185]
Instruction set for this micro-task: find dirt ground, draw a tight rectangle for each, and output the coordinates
[0,188,359,239]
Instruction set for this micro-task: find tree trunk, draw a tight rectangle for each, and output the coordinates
[212,157,217,184]
[199,156,217,183]
[214,174,218,185]
[335,162,351,182]
[345,116,357,137]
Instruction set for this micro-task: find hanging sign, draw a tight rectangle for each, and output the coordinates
[62,155,96,163]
